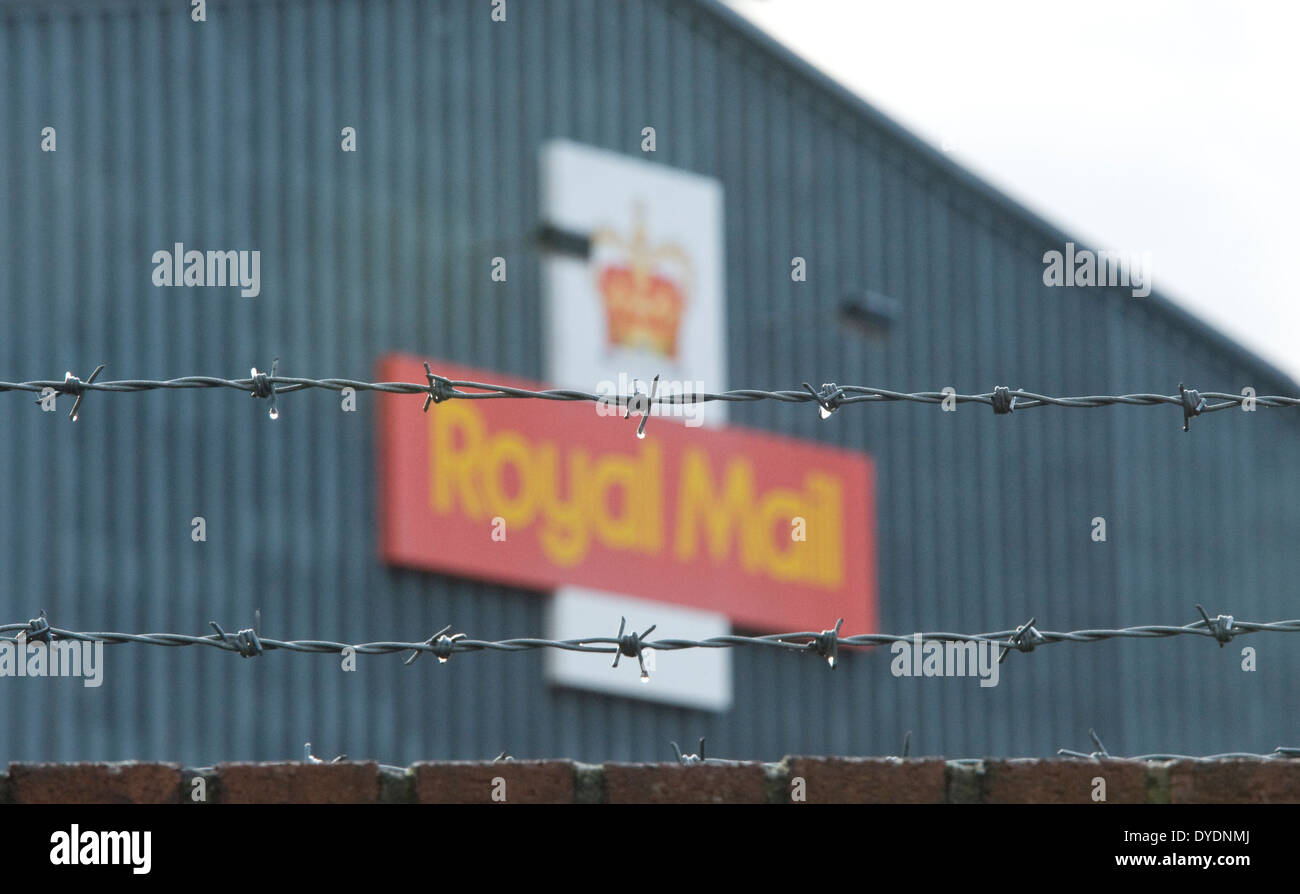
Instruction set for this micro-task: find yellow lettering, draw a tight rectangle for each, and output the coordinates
[674,450,756,565]
[430,401,484,517]
[751,488,805,580]
[591,454,640,549]
[482,432,540,526]
[538,446,589,567]
[425,405,845,589]
[806,473,845,587]
[588,443,662,553]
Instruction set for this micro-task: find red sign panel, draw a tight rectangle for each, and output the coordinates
[377,354,877,633]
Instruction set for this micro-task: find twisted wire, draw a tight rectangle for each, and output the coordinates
[4,369,1296,419]
[3,610,1296,661]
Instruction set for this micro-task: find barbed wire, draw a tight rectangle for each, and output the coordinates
[684,734,1300,764]
[1055,729,1300,762]
[3,605,1295,670]
[206,735,1300,769]
[2,363,1295,430]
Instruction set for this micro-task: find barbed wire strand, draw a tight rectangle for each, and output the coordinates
[1054,728,1300,762]
[2,365,1295,429]
[191,735,1300,771]
[3,605,1295,665]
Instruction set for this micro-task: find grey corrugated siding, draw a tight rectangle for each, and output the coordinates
[1,0,1296,764]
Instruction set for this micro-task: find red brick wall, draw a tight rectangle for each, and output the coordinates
[4,757,1298,804]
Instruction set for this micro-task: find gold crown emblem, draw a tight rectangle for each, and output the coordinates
[591,203,693,360]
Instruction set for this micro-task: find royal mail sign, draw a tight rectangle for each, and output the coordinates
[377,355,877,633]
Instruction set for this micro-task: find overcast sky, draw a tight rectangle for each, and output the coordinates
[724,0,1300,381]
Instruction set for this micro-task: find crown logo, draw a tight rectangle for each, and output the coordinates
[590,203,693,360]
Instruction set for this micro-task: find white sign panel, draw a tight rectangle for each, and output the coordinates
[546,587,733,712]
[541,139,727,427]
[539,143,731,708]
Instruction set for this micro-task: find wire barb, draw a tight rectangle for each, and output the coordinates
[1195,603,1236,647]
[304,742,347,764]
[25,610,52,643]
[623,375,660,438]
[209,620,264,658]
[998,616,1045,663]
[808,618,844,668]
[422,362,455,411]
[249,358,279,419]
[991,386,1017,415]
[1059,728,1112,759]
[405,624,468,665]
[612,616,657,681]
[1180,382,1206,432]
[35,365,105,421]
[671,737,707,765]
[801,382,846,419]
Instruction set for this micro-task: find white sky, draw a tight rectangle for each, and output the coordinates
[724,0,1300,381]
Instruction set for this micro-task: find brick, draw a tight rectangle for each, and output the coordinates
[982,759,1147,804]
[1168,759,1300,804]
[573,762,605,804]
[946,761,983,803]
[414,760,575,804]
[604,762,767,804]
[784,757,946,804]
[379,765,416,803]
[9,762,182,804]
[216,762,380,804]
[7,758,1294,805]
[180,768,218,805]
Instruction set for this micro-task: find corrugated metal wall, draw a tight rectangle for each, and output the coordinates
[2,0,1296,764]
